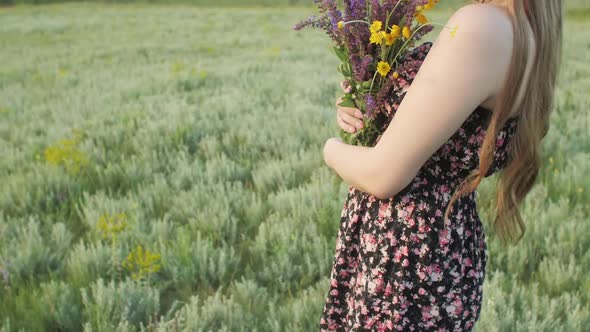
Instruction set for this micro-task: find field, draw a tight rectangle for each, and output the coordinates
[0,2,589,331]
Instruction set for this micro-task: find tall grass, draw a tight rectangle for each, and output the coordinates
[0,3,588,331]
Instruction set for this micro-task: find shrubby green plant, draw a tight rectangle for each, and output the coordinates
[80,277,160,330]
[0,3,587,331]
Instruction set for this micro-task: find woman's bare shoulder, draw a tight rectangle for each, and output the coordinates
[443,3,515,89]
[447,3,528,117]
[449,2,514,40]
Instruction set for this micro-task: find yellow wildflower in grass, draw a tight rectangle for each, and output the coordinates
[338,21,344,29]
[377,61,391,77]
[392,71,399,79]
[402,26,411,39]
[44,136,89,175]
[417,13,428,24]
[370,20,383,34]
[170,61,186,74]
[97,212,128,242]
[384,31,397,46]
[122,244,162,281]
[58,68,68,77]
[389,24,401,38]
[416,5,423,12]
[449,24,459,38]
[268,46,281,56]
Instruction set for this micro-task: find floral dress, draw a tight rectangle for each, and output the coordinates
[319,42,519,331]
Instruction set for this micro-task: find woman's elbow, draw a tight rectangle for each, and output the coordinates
[369,177,399,200]
[372,188,395,200]
[368,167,415,200]
[364,149,416,200]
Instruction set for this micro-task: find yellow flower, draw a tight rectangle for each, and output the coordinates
[123,244,162,281]
[370,20,383,34]
[389,24,401,38]
[424,0,438,10]
[417,13,428,24]
[416,5,423,12]
[377,61,391,77]
[384,31,397,46]
[402,26,411,39]
[392,71,399,79]
[449,24,459,38]
[97,212,128,241]
[337,21,344,29]
[370,31,385,44]
[44,136,89,175]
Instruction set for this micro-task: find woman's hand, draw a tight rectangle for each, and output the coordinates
[336,80,364,134]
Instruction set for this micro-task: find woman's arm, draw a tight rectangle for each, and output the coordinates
[323,137,383,195]
[323,4,513,199]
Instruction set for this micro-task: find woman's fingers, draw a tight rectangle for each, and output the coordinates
[338,109,364,130]
[340,80,352,93]
[335,95,364,132]
[337,112,356,133]
[335,96,364,120]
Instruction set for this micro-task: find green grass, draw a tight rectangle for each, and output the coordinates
[0,3,588,331]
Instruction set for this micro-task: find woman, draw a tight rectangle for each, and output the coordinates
[320,0,563,331]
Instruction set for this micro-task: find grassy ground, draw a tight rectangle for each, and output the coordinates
[0,3,588,331]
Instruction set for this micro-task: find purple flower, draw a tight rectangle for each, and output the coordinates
[314,0,338,14]
[294,0,344,45]
[370,0,387,24]
[365,94,379,119]
[294,13,343,46]
[293,15,321,31]
[413,23,434,41]
[344,0,367,20]
[328,9,344,36]
[352,54,374,82]
[404,0,429,26]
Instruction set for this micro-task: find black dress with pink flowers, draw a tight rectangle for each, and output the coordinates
[319,42,519,331]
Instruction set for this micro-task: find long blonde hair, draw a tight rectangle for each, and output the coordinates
[443,0,564,245]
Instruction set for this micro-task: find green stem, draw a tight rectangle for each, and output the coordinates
[391,23,429,63]
[111,238,119,282]
[368,69,379,95]
[343,19,370,26]
[383,1,406,69]
[385,0,403,31]
[388,21,455,64]
[386,37,400,63]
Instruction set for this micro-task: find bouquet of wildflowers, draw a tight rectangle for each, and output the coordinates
[294,0,457,147]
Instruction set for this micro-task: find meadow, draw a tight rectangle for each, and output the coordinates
[0,1,588,331]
